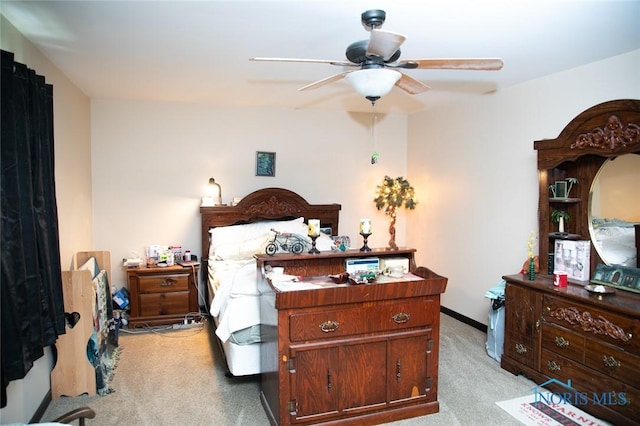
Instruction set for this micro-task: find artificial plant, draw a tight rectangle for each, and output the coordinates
[374,176,417,250]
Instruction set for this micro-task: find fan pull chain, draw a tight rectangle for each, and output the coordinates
[371,101,379,164]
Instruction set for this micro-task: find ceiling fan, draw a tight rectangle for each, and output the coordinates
[250,9,504,103]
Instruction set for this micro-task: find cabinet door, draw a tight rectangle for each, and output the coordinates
[289,340,388,422]
[289,346,339,421]
[503,283,542,369]
[388,331,433,403]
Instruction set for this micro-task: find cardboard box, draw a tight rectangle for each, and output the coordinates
[345,257,379,274]
[554,240,591,282]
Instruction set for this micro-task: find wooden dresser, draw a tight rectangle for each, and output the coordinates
[502,274,640,425]
[256,249,447,425]
[127,264,199,327]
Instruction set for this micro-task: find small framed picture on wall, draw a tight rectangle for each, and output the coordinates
[256,151,276,177]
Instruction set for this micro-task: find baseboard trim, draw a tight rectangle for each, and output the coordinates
[30,389,51,423]
[440,306,487,333]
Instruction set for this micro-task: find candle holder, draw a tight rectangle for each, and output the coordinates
[308,234,320,254]
[359,232,372,252]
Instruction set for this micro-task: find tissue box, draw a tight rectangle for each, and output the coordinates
[554,240,591,282]
[113,287,130,310]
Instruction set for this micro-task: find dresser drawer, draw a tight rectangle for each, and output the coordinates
[504,331,538,369]
[367,300,434,333]
[541,321,585,362]
[138,274,189,294]
[543,295,639,353]
[541,348,640,421]
[585,339,640,386]
[289,307,366,341]
[140,292,190,316]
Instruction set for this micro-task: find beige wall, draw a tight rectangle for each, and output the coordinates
[90,102,408,287]
[0,16,92,424]
[407,49,640,325]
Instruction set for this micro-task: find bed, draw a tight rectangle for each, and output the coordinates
[200,187,341,376]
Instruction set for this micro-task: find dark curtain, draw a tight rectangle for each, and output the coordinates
[1,50,65,408]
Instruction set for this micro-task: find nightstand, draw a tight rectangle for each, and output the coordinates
[126,264,200,327]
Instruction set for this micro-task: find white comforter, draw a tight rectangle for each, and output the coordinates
[209,259,260,343]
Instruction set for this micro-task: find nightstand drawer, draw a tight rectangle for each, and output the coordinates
[140,292,190,316]
[138,274,189,294]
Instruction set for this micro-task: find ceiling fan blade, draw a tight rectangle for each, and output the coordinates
[399,58,504,70]
[366,29,406,61]
[395,73,430,95]
[250,57,356,67]
[298,71,353,91]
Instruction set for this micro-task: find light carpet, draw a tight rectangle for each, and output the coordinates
[41,313,567,425]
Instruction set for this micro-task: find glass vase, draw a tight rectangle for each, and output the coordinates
[528,257,536,281]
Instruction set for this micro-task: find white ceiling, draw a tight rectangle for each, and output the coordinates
[2,0,639,114]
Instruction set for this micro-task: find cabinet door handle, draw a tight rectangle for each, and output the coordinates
[515,343,527,354]
[319,321,339,333]
[159,279,175,287]
[554,336,569,348]
[392,313,410,324]
[603,355,621,370]
[547,360,561,372]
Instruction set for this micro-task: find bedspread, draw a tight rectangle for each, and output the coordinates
[209,259,260,343]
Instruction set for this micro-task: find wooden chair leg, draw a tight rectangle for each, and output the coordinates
[52,407,96,425]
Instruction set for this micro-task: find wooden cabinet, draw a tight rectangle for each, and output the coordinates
[257,249,447,425]
[127,264,199,327]
[502,274,640,425]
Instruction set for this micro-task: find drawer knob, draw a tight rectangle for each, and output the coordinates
[319,321,339,333]
[547,360,561,372]
[603,355,621,370]
[392,312,410,324]
[515,343,527,354]
[554,336,569,348]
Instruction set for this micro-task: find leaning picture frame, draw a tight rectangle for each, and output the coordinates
[256,151,276,177]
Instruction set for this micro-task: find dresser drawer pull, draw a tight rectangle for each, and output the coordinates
[547,360,561,372]
[603,355,621,370]
[159,279,176,287]
[515,343,527,354]
[392,313,410,324]
[319,321,339,333]
[554,336,569,348]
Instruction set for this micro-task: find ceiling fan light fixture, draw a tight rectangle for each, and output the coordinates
[345,69,401,99]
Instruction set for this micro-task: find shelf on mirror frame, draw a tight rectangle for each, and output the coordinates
[549,197,581,204]
[549,232,582,240]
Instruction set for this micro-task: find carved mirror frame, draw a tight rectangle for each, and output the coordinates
[534,99,640,278]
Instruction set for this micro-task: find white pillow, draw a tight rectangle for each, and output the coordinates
[210,217,307,260]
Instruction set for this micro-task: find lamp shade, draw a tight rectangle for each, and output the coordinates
[345,69,401,99]
[202,177,222,206]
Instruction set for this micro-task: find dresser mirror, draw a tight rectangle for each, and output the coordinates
[588,153,640,267]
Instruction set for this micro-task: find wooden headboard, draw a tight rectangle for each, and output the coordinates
[199,187,342,263]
